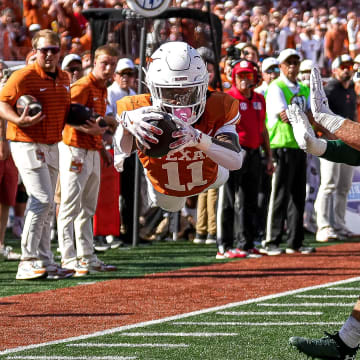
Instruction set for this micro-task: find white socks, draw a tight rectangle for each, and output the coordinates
[339,315,360,348]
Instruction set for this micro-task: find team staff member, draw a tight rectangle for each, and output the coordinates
[57,45,118,277]
[216,59,274,259]
[0,29,72,280]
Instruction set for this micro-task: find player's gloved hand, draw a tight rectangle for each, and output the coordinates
[347,19,359,50]
[310,66,345,133]
[169,116,211,153]
[117,106,163,149]
[286,104,327,156]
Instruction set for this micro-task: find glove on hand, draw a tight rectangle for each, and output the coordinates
[310,66,345,133]
[286,103,327,156]
[117,106,163,149]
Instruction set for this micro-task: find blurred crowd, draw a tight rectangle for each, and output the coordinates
[2,0,360,268]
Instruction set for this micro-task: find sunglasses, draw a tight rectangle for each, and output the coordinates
[66,67,82,73]
[265,67,280,74]
[285,60,300,66]
[118,71,135,77]
[236,72,254,80]
[339,64,353,70]
[37,46,60,55]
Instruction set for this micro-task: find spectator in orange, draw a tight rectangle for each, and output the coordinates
[324,17,348,62]
[79,23,92,52]
[48,0,83,38]
[70,37,83,55]
[23,0,52,30]
[0,29,72,280]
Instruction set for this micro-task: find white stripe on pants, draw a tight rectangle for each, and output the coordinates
[57,142,100,261]
[315,157,354,231]
[10,142,58,265]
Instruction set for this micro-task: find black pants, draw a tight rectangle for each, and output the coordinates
[265,148,306,249]
[218,148,261,250]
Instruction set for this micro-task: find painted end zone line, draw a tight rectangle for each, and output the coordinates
[2,276,360,356]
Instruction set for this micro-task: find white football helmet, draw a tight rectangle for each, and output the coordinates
[145,41,209,125]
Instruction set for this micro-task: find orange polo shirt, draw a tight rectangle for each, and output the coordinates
[0,61,71,143]
[62,72,107,150]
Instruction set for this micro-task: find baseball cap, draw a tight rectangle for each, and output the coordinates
[277,48,300,64]
[232,59,256,77]
[29,23,41,32]
[261,57,279,72]
[115,58,135,73]
[61,54,82,70]
[331,54,353,70]
[299,59,313,72]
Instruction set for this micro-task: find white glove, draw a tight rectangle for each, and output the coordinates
[310,66,345,133]
[347,19,359,48]
[169,116,212,153]
[116,106,164,149]
[286,104,327,156]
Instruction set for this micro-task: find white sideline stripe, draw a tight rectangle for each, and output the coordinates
[258,303,354,307]
[329,287,360,291]
[6,357,135,360]
[217,311,323,316]
[67,343,188,348]
[296,295,358,298]
[173,321,343,326]
[119,332,238,337]
[2,276,360,355]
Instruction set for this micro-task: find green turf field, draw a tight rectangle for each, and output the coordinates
[1,277,358,359]
[0,228,345,297]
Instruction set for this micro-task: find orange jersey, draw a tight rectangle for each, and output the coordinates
[116,92,239,197]
[0,62,71,144]
[62,72,107,150]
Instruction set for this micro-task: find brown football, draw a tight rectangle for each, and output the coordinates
[16,95,42,117]
[136,112,178,158]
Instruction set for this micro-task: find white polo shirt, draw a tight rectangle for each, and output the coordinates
[266,73,310,128]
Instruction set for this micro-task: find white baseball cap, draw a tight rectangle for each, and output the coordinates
[115,58,135,73]
[261,57,279,72]
[29,23,41,32]
[331,54,353,70]
[299,59,313,72]
[61,54,82,70]
[277,48,300,64]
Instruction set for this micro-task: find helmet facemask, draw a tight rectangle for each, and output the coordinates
[145,41,209,125]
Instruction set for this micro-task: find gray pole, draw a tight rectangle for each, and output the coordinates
[132,18,147,247]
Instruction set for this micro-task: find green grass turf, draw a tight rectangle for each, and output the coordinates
[2,279,358,359]
[1,228,359,298]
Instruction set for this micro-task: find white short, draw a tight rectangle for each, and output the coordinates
[145,165,229,212]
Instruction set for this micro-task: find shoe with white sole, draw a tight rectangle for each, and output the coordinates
[316,227,338,242]
[46,263,74,280]
[16,260,47,280]
[1,246,21,261]
[75,255,117,277]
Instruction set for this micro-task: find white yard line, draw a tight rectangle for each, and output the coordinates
[258,303,354,307]
[6,357,136,360]
[1,276,360,355]
[329,287,360,291]
[67,343,188,348]
[217,311,323,315]
[295,295,358,298]
[173,321,344,326]
[118,332,238,337]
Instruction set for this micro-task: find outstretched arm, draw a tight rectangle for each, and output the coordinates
[310,65,360,150]
[286,103,327,156]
